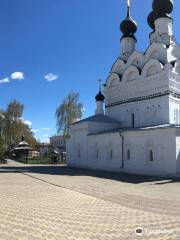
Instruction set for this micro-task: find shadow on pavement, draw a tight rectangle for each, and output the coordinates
[0,164,180,184]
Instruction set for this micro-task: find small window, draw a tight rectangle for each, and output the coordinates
[127,150,131,160]
[149,150,154,161]
[132,113,135,128]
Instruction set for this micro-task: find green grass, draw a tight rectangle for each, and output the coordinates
[27,157,53,164]
[15,157,53,164]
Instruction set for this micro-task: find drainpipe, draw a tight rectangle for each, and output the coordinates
[119,131,124,169]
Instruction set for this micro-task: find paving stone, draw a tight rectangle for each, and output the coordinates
[0,162,180,239]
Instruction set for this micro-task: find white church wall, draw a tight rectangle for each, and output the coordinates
[67,123,88,168]
[169,97,180,125]
[169,44,180,62]
[87,132,122,171]
[121,37,136,61]
[176,128,180,173]
[155,18,173,37]
[176,138,180,173]
[106,96,169,127]
[174,60,180,75]
[88,122,121,135]
[123,128,176,175]
[105,71,169,117]
[169,72,180,94]
[67,127,177,175]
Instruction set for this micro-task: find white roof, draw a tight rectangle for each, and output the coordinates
[18,141,29,147]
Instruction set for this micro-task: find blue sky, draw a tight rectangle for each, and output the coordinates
[0,0,180,142]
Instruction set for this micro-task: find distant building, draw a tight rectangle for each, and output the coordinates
[50,135,66,153]
[36,143,50,157]
[14,136,33,161]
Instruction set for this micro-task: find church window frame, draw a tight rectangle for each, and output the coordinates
[149,150,154,162]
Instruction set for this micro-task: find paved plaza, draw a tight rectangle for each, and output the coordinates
[0,160,180,239]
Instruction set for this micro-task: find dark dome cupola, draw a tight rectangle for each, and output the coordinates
[148,11,159,30]
[148,0,174,29]
[95,80,105,115]
[152,0,173,15]
[120,0,137,61]
[120,1,137,39]
[95,91,105,102]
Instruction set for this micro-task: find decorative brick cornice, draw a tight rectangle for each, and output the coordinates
[105,90,180,108]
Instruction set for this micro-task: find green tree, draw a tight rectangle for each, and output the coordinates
[1,100,37,150]
[0,137,5,161]
[6,100,24,120]
[0,110,5,140]
[4,100,24,146]
[55,92,83,136]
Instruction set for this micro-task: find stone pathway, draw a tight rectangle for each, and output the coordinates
[6,159,25,166]
[0,161,180,239]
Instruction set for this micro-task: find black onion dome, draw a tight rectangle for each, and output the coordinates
[148,11,158,29]
[148,0,173,29]
[95,91,105,102]
[120,16,137,35]
[152,0,173,15]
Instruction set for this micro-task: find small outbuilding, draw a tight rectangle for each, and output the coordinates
[14,136,33,163]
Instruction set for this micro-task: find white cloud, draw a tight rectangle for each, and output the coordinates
[41,127,51,131]
[0,78,9,84]
[20,118,32,127]
[44,73,58,82]
[43,134,52,137]
[32,129,40,133]
[41,138,50,144]
[11,72,24,80]
[24,120,32,127]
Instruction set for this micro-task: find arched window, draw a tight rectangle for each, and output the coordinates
[127,150,131,160]
[149,150,154,161]
[132,113,135,128]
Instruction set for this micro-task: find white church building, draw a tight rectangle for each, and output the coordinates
[67,0,180,176]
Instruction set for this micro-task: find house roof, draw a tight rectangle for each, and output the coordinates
[72,114,121,125]
[18,141,29,147]
[88,124,179,136]
[14,147,32,150]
